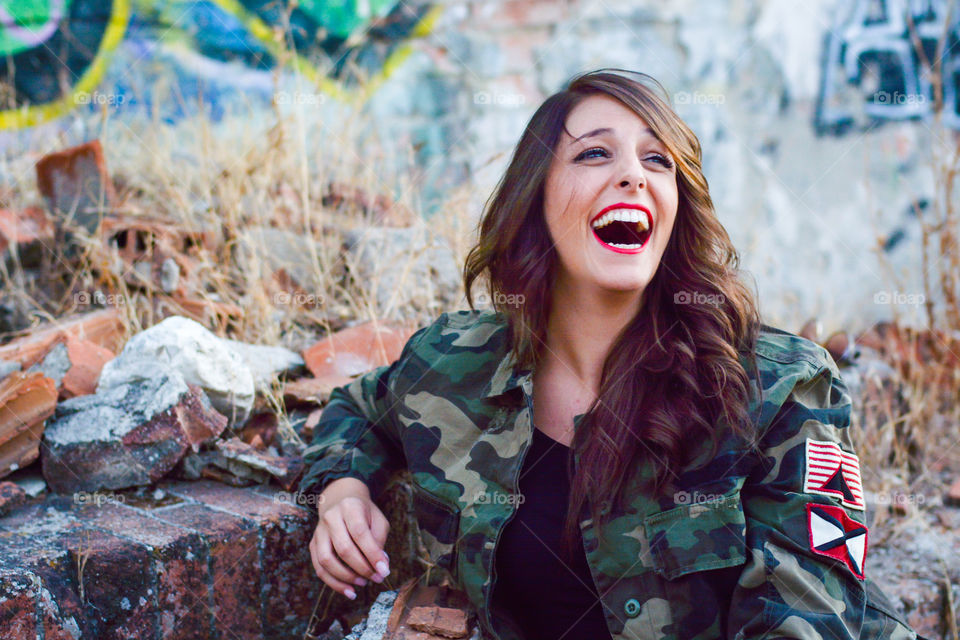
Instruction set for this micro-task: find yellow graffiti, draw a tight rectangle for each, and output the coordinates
[211,0,443,106]
[0,0,131,130]
[0,0,442,129]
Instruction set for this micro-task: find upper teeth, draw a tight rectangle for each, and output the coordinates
[591,208,649,231]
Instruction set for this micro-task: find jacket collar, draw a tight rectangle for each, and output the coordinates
[482,348,533,399]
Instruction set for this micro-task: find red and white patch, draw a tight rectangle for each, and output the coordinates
[802,439,865,511]
[806,503,868,579]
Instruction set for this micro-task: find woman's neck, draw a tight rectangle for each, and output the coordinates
[543,283,643,389]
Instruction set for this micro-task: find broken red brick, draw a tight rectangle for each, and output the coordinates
[283,373,354,406]
[100,214,215,295]
[0,308,125,369]
[406,606,470,638]
[798,318,822,343]
[215,437,304,490]
[0,371,58,479]
[388,578,420,632]
[35,140,117,232]
[383,581,475,640]
[824,331,851,362]
[240,411,278,450]
[58,334,114,398]
[302,321,418,379]
[0,207,55,265]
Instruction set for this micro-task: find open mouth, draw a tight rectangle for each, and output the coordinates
[590,207,652,253]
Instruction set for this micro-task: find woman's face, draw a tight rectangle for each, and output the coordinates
[543,94,679,300]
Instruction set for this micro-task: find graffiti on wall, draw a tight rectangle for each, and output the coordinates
[0,0,439,129]
[816,0,960,135]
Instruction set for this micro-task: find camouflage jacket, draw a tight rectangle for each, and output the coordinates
[300,310,920,640]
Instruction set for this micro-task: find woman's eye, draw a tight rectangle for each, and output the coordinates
[645,153,675,169]
[574,147,610,161]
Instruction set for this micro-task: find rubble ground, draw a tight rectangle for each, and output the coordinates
[0,111,958,638]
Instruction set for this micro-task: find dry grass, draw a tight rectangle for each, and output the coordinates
[856,18,960,535]
[0,79,482,348]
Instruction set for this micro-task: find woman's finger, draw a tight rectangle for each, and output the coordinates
[314,531,367,593]
[343,501,390,578]
[325,510,380,580]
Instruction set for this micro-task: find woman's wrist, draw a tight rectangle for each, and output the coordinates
[318,476,372,514]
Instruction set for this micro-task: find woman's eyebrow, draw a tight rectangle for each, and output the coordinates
[569,126,657,144]
[570,127,612,143]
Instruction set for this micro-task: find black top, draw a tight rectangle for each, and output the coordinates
[491,427,613,640]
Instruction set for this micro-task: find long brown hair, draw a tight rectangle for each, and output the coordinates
[462,69,761,554]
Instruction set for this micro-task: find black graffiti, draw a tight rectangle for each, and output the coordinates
[816,0,960,135]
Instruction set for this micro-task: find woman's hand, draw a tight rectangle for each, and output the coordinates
[309,477,391,599]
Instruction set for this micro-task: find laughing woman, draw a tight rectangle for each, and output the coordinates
[299,70,920,640]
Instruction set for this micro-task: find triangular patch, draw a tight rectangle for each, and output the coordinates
[802,439,865,510]
[806,503,868,580]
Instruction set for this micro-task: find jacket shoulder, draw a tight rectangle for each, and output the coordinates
[753,323,840,377]
[400,308,509,369]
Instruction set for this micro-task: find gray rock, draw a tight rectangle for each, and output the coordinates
[97,316,255,424]
[344,589,397,640]
[42,369,227,493]
[342,226,460,315]
[26,342,70,388]
[222,338,305,393]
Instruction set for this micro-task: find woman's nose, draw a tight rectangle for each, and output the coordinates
[618,160,646,190]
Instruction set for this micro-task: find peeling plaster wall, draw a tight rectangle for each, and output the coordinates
[360,0,952,332]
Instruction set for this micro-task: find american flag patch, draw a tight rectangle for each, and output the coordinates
[802,439,865,511]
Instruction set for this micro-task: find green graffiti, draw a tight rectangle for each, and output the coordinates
[0,0,70,55]
[0,0,439,129]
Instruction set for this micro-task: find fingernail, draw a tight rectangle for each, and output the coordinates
[344,588,356,600]
[376,561,390,577]
[353,577,367,587]
[371,573,384,584]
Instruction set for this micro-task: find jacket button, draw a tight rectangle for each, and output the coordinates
[624,598,641,618]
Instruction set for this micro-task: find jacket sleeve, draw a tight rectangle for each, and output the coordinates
[727,352,883,639]
[298,323,431,504]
